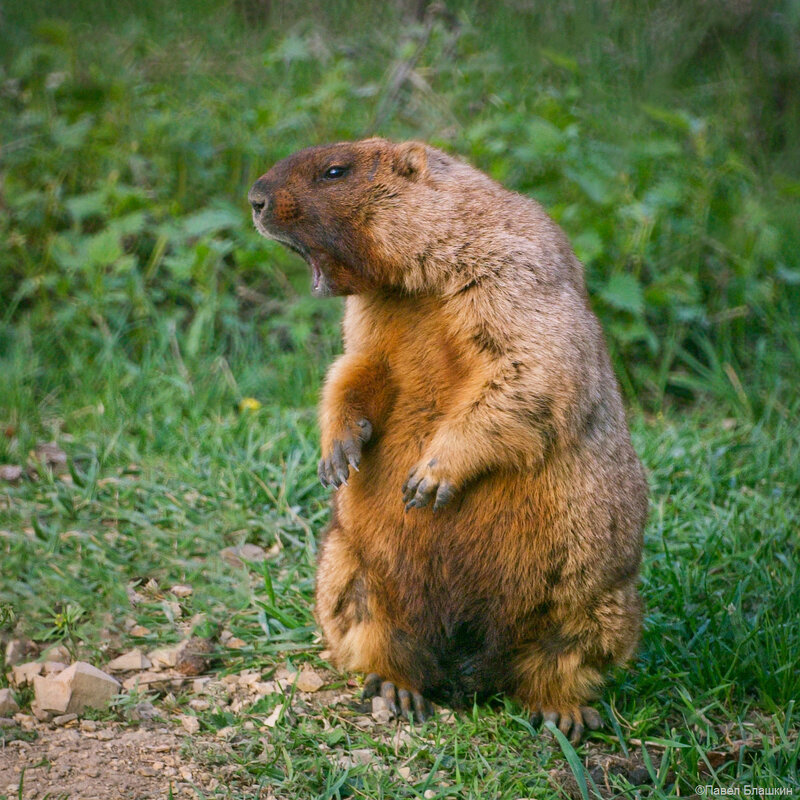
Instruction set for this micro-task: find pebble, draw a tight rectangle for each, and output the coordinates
[295,669,324,693]
[107,649,151,672]
[371,695,392,724]
[0,688,19,716]
[180,715,200,734]
[10,661,42,687]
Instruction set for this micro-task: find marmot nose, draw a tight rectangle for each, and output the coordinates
[248,179,269,214]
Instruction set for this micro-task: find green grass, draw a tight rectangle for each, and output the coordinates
[1,320,798,798]
[1,1,799,797]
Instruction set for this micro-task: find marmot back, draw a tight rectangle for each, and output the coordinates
[249,138,649,743]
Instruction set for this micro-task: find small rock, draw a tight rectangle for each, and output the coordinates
[148,645,181,669]
[31,703,53,722]
[33,675,72,714]
[122,671,169,691]
[226,637,247,649]
[398,766,412,780]
[96,727,115,740]
[129,625,151,637]
[107,649,152,672]
[424,791,436,799]
[0,464,23,482]
[33,442,67,472]
[179,714,200,734]
[295,669,324,693]
[0,688,19,716]
[53,713,78,727]
[34,661,120,714]
[264,706,282,728]
[339,748,373,768]
[42,661,67,676]
[170,584,193,598]
[393,729,414,749]
[0,716,15,727]
[4,638,35,667]
[371,695,391,724]
[189,699,210,712]
[220,543,267,568]
[131,702,159,721]
[10,661,42,687]
[41,644,71,663]
[81,719,98,732]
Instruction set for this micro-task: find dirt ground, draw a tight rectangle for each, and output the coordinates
[0,721,241,800]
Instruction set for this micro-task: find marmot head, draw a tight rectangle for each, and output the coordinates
[248,138,461,297]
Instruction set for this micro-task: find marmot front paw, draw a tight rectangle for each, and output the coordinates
[402,457,457,511]
[319,418,373,488]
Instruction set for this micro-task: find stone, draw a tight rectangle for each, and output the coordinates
[264,706,282,728]
[41,644,70,663]
[4,638,35,667]
[0,688,19,716]
[0,716,15,727]
[189,698,210,712]
[131,702,159,721]
[226,637,247,649]
[337,748,373,769]
[122,671,169,691]
[53,713,78,727]
[107,649,151,672]
[34,442,67,472]
[371,695,391,724]
[10,660,42,687]
[398,766,412,780]
[147,645,181,669]
[170,584,193,598]
[0,464,23,482]
[295,669,324,693]
[31,703,53,722]
[42,661,67,675]
[220,543,267,568]
[34,661,120,714]
[179,714,200,734]
[33,675,72,714]
[129,625,151,637]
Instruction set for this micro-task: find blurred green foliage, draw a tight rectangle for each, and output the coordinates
[1,0,798,407]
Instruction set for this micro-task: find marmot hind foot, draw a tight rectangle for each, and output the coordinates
[362,673,435,722]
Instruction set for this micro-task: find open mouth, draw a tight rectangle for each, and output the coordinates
[254,226,331,295]
[310,259,323,292]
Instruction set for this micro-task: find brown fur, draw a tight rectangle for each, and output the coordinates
[249,138,649,725]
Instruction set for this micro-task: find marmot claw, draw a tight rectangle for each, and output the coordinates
[319,418,373,488]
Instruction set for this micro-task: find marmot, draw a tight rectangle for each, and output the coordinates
[249,138,648,743]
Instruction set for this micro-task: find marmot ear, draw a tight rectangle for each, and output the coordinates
[392,142,428,180]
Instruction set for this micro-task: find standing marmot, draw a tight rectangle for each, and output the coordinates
[249,138,648,743]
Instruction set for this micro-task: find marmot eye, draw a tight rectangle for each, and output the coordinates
[323,165,348,180]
